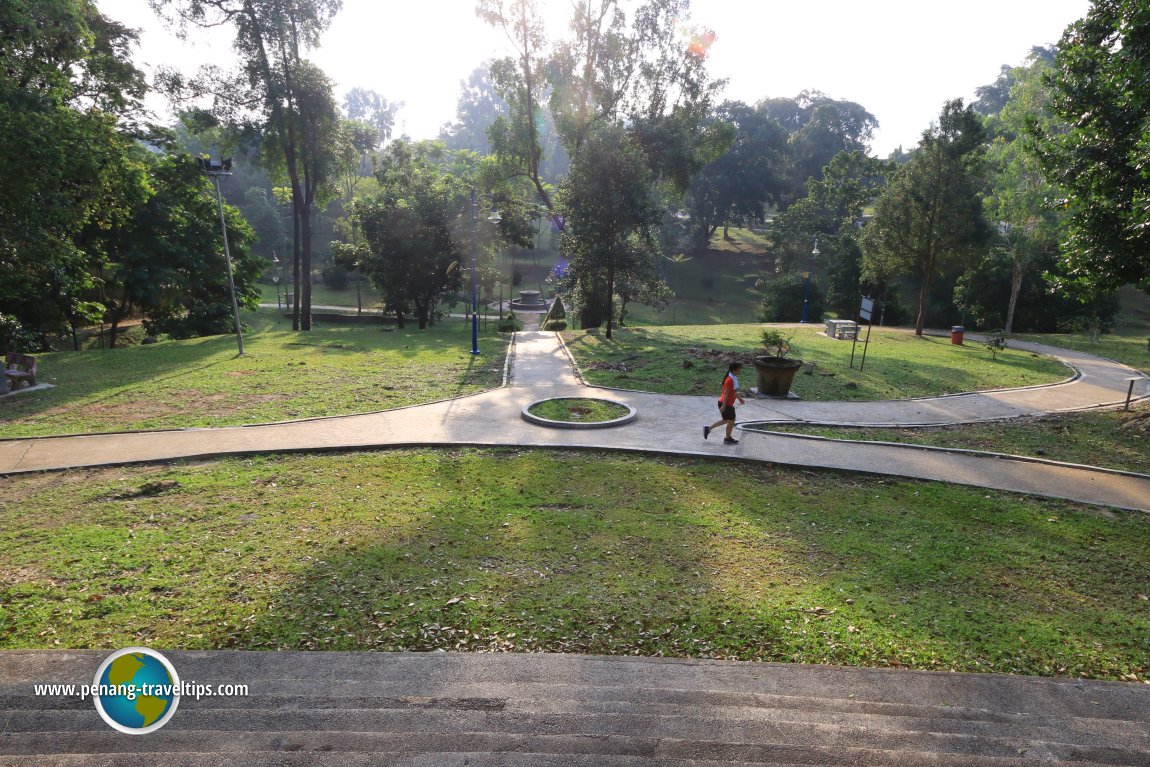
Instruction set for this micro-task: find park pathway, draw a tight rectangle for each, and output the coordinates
[1,331,1148,510]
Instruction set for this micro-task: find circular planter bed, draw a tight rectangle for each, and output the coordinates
[522,397,637,429]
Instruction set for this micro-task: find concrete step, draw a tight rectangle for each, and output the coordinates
[3,702,1146,751]
[1,651,1147,766]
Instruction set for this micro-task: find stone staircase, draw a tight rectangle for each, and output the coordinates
[2,651,1148,766]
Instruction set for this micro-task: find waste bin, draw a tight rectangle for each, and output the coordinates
[951,325,964,345]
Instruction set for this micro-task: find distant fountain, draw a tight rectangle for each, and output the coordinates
[509,290,548,312]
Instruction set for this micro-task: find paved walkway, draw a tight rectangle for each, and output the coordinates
[1,331,1148,511]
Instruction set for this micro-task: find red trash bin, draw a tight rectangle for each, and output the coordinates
[951,325,964,345]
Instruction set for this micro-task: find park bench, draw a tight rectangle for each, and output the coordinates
[4,353,37,391]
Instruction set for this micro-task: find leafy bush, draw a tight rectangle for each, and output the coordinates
[0,313,46,354]
[760,328,796,358]
[321,262,350,290]
[760,273,824,323]
[542,318,567,330]
[984,329,1007,359]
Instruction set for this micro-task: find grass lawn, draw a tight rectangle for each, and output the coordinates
[1012,286,1150,375]
[563,324,1069,400]
[527,397,630,423]
[257,282,386,311]
[0,311,508,438]
[625,229,768,326]
[2,449,1147,681]
[750,404,1150,476]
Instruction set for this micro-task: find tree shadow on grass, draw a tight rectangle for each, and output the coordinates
[236,452,796,659]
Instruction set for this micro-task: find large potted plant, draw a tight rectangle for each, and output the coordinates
[753,329,803,397]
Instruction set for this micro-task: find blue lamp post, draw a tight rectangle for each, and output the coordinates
[801,237,818,324]
[469,190,501,354]
[470,191,480,354]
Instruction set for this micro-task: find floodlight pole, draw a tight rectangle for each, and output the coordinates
[801,237,818,324]
[470,190,480,354]
[201,158,245,355]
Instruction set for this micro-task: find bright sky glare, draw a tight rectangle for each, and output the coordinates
[97,0,1092,156]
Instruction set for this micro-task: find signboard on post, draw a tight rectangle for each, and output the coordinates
[850,296,878,370]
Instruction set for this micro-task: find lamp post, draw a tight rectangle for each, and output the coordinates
[272,252,282,309]
[468,190,502,354]
[801,237,818,324]
[197,157,244,355]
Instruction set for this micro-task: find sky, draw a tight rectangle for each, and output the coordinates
[96,0,1093,157]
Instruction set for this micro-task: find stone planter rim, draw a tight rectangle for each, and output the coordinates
[521,396,637,429]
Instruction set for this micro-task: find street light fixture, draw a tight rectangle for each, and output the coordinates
[271,251,281,309]
[801,237,818,324]
[469,190,501,354]
[197,156,245,355]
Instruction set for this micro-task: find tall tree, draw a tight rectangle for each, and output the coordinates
[1034,0,1150,294]
[151,0,343,330]
[480,0,724,321]
[558,124,663,338]
[684,100,783,249]
[759,91,878,206]
[96,154,258,344]
[981,50,1062,334]
[768,151,890,317]
[0,0,147,350]
[862,99,992,335]
[342,87,399,143]
[478,0,554,210]
[354,141,464,329]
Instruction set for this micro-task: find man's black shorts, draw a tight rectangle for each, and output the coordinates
[718,402,736,421]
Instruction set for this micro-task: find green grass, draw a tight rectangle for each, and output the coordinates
[258,282,385,311]
[2,449,1147,681]
[564,324,1070,399]
[750,404,1150,475]
[527,397,629,422]
[0,310,508,437]
[624,228,767,326]
[1013,286,1150,375]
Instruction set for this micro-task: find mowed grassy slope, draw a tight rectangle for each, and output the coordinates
[2,449,1147,681]
[564,324,1069,399]
[0,311,508,437]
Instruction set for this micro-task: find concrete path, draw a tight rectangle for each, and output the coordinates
[1,331,1148,511]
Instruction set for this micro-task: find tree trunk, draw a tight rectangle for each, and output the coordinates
[396,310,405,329]
[914,252,935,337]
[1005,254,1024,335]
[292,203,301,331]
[605,251,616,340]
[300,203,313,331]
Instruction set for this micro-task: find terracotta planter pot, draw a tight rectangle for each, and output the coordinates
[753,356,803,398]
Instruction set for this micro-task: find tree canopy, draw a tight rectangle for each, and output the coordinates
[862,99,992,335]
[1034,0,1150,294]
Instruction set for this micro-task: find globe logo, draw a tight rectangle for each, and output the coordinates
[92,647,181,734]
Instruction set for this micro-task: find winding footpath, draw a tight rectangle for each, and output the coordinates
[1,331,1148,511]
[3,332,1150,766]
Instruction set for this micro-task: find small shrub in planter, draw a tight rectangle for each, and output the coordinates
[754,329,802,397]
